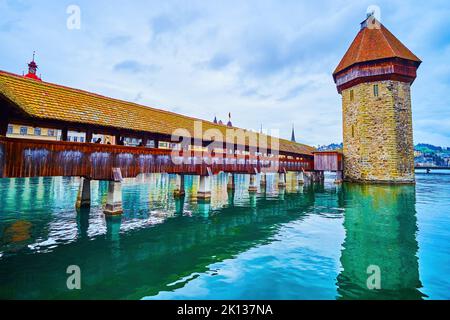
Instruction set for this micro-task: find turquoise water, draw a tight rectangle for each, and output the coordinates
[0,172,449,300]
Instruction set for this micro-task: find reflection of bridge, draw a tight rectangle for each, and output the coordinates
[0,180,317,299]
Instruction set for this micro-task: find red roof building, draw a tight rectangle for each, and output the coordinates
[24,53,42,81]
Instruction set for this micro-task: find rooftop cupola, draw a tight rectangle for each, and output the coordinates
[24,52,42,81]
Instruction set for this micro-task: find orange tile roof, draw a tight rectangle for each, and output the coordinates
[0,70,315,156]
[334,20,421,75]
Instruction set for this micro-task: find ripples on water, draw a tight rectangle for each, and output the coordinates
[0,172,449,299]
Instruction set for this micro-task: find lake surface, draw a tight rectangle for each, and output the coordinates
[0,172,449,300]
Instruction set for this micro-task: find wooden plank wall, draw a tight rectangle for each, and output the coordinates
[314,152,343,171]
[0,137,314,180]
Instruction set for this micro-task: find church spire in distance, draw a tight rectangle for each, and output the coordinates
[291,124,296,142]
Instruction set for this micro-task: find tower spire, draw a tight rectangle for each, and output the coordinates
[227,112,232,127]
[291,124,296,142]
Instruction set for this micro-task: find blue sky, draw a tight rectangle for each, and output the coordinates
[1,0,449,146]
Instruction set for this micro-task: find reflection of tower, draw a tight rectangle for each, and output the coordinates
[337,184,424,299]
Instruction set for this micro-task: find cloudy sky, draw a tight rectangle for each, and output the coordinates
[1,0,449,146]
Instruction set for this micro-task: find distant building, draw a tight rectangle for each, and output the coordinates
[212,113,233,127]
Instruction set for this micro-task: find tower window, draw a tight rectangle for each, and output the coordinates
[7,125,13,134]
[351,125,355,138]
[373,84,379,97]
[350,90,354,101]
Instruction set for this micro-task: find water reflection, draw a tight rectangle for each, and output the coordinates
[337,184,424,299]
[0,173,438,299]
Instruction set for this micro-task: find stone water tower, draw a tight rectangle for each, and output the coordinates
[333,13,421,183]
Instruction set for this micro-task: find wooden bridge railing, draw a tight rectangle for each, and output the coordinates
[0,137,313,180]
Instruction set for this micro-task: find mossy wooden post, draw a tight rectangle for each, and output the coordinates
[227,173,235,191]
[104,168,124,216]
[278,172,286,188]
[75,177,91,208]
[197,175,211,201]
[248,174,258,193]
[174,174,185,198]
[260,172,267,186]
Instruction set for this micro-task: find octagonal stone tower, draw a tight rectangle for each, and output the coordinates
[333,14,421,184]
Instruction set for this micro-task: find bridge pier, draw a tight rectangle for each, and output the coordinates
[260,173,267,187]
[335,171,343,184]
[248,174,258,193]
[174,174,185,198]
[227,173,235,191]
[197,175,211,201]
[296,172,304,185]
[75,177,91,208]
[278,172,286,188]
[104,181,123,216]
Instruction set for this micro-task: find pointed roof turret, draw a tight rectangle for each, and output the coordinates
[333,13,421,93]
[334,15,420,75]
[24,51,42,81]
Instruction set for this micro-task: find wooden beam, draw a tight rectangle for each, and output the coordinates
[86,130,93,143]
[0,118,8,136]
[61,128,68,141]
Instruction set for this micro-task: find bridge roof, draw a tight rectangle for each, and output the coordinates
[0,70,315,156]
[333,19,421,75]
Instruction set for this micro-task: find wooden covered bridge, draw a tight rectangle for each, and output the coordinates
[0,69,341,214]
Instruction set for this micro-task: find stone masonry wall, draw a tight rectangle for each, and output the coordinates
[342,80,415,183]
